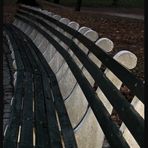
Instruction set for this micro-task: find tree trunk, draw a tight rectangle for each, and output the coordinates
[75,0,82,11]
[112,0,118,7]
[16,0,39,6]
[54,0,60,4]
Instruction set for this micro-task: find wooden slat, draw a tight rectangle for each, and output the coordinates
[3,71,24,148]
[5,11,143,146]
[42,76,63,148]
[4,26,34,148]
[4,26,24,71]
[7,25,32,73]
[34,74,50,148]
[12,22,129,148]
[9,25,40,75]
[13,27,65,147]
[14,14,144,147]
[33,40,128,148]
[13,26,78,148]
[19,72,33,148]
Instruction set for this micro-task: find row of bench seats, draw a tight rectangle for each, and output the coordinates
[3,4,144,148]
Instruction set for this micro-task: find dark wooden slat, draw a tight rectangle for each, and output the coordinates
[5,25,62,147]
[17,9,145,106]
[43,21,145,147]
[8,24,48,77]
[3,71,24,148]
[9,25,55,144]
[33,37,130,148]
[4,44,15,89]
[7,25,32,73]
[12,25,78,148]
[19,72,33,148]
[4,26,24,71]
[9,25,40,75]
[34,74,50,148]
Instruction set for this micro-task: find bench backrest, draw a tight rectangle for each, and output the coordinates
[6,4,144,148]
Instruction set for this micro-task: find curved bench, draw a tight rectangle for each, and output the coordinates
[3,4,144,148]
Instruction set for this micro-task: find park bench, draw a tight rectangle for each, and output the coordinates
[3,4,144,148]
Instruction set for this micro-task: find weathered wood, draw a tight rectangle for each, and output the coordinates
[42,76,63,147]
[28,38,78,148]
[75,0,82,11]
[11,25,40,74]
[4,26,35,148]
[3,71,24,148]
[4,26,24,71]
[10,26,78,147]
[19,72,33,148]
[34,74,50,148]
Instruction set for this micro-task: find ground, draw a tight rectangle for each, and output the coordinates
[4,2,144,80]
